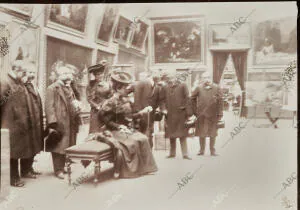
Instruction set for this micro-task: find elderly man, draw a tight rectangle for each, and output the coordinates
[23,62,44,177]
[126,70,161,149]
[159,72,193,160]
[45,65,81,179]
[190,71,223,156]
[0,60,37,187]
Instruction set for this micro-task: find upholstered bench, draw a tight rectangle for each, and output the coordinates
[65,140,114,186]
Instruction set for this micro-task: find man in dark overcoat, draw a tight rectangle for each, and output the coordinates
[23,62,44,178]
[126,70,161,149]
[190,71,223,156]
[0,60,39,187]
[159,73,193,160]
[45,66,81,179]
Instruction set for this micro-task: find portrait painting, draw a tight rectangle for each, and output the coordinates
[114,16,132,45]
[0,4,33,20]
[131,20,148,51]
[46,37,92,111]
[253,16,297,65]
[97,5,119,44]
[209,23,251,48]
[48,4,88,34]
[153,17,204,64]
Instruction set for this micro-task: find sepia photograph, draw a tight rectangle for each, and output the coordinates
[0,2,298,210]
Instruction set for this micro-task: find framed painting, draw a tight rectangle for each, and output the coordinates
[46,36,92,112]
[96,5,119,45]
[47,4,88,37]
[131,20,148,51]
[0,4,33,20]
[253,16,297,66]
[209,23,251,49]
[113,16,132,46]
[6,19,40,68]
[152,16,205,64]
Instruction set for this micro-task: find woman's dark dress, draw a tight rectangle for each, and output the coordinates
[99,94,158,178]
[86,80,111,133]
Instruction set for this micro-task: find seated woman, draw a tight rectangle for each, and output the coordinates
[98,70,158,178]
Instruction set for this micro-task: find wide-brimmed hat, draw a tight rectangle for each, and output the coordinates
[88,63,105,74]
[111,70,133,85]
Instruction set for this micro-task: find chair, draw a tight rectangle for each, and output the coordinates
[65,140,114,186]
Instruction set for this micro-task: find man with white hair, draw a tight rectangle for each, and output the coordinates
[45,65,81,179]
[190,71,223,156]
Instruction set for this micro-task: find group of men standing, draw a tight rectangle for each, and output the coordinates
[127,70,223,160]
[1,59,223,187]
[1,61,81,186]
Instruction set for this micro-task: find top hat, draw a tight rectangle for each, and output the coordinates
[88,63,105,74]
[111,70,133,85]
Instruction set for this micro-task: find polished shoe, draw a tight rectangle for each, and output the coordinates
[197,152,204,156]
[183,156,192,160]
[11,179,25,187]
[55,171,65,179]
[22,171,37,179]
[166,155,175,159]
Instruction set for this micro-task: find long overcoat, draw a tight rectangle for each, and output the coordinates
[159,82,192,138]
[190,83,223,137]
[45,81,79,154]
[26,82,44,153]
[0,74,40,158]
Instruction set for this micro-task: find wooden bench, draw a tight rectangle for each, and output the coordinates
[65,140,114,186]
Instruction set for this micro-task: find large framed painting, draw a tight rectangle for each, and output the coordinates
[152,16,205,64]
[96,5,119,45]
[0,4,33,20]
[209,23,251,49]
[113,16,132,46]
[46,37,92,112]
[47,4,88,36]
[6,19,40,68]
[131,20,148,51]
[253,16,297,66]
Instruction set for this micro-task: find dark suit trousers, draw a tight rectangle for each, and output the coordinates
[10,157,34,181]
[51,152,66,173]
[169,137,188,157]
[199,137,216,154]
[139,117,154,149]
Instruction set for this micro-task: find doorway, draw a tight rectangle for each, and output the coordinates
[211,50,248,117]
